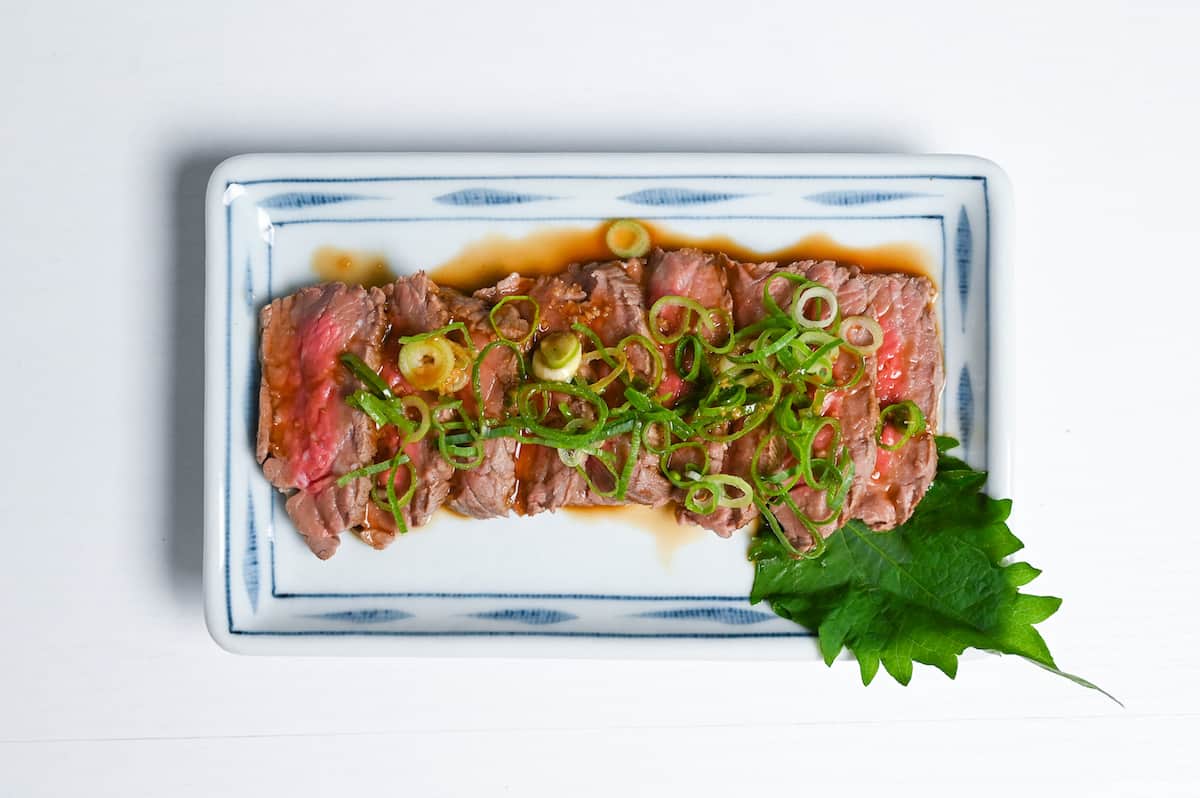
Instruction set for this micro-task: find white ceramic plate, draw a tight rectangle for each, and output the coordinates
[204,153,1012,656]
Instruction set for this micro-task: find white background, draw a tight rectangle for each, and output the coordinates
[1,0,1197,794]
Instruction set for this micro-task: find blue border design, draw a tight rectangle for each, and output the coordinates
[224,172,988,637]
[469,609,578,625]
[238,174,986,185]
[245,488,259,612]
[956,206,972,332]
[633,607,776,625]
[434,188,556,206]
[618,188,746,206]
[305,609,413,623]
[958,365,974,460]
[805,189,932,206]
[260,192,374,209]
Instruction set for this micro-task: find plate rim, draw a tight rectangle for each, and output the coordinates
[203,152,1013,656]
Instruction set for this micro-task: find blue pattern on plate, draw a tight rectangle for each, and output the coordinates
[958,365,974,455]
[434,188,556,206]
[469,608,578,625]
[244,256,255,309]
[805,189,931,206]
[260,192,373,210]
[618,187,746,206]
[244,488,259,612]
[956,206,972,331]
[634,607,776,625]
[306,609,414,623]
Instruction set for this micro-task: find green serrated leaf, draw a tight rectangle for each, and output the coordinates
[750,450,1114,700]
[1002,561,1042,588]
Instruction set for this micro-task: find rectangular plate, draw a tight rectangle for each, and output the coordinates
[204,153,1012,656]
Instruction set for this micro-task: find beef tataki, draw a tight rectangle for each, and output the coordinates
[256,248,944,559]
[257,283,388,559]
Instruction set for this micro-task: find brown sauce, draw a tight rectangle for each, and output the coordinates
[511,441,537,515]
[564,505,712,567]
[430,220,932,292]
[312,246,396,287]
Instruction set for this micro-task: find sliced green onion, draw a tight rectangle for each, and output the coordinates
[345,391,403,429]
[756,498,804,558]
[611,420,643,500]
[778,493,827,558]
[623,387,653,412]
[472,339,526,421]
[398,322,475,355]
[606,219,651,258]
[581,349,627,394]
[702,308,735,353]
[558,448,590,468]
[839,315,884,356]
[791,285,839,329]
[709,474,753,509]
[433,402,485,469]
[398,335,455,391]
[675,335,705,382]
[761,272,817,320]
[340,352,391,397]
[616,334,664,389]
[398,395,431,444]
[532,348,581,382]
[376,453,417,534]
[659,441,711,489]
[538,331,582,369]
[336,457,398,487]
[442,339,473,393]
[648,296,734,353]
[685,483,719,515]
[490,295,539,347]
[571,323,619,369]
[832,351,866,392]
[877,400,927,451]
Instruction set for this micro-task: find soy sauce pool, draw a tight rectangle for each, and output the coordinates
[429,220,933,292]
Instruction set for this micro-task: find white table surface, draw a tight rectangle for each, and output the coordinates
[1,0,1197,794]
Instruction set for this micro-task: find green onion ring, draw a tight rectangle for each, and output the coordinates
[606,219,652,259]
[791,285,839,329]
[490,295,539,347]
[838,315,884,356]
[877,400,927,451]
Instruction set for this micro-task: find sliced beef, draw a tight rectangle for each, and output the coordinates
[645,248,733,405]
[845,271,942,530]
[673,257,795,538]
[643,249,739,527]
[477,271,590,338]
[523,260,674,514]
[727,259,940,545]
[356,274,457,549]
[260,250,943,558]
[797,261,881,533]
[257,283,387,559]
[647,248,732,322]
[681,259,885,546]
[441,287,529,518]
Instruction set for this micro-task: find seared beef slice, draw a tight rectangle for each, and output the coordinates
[257,283,387,559]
